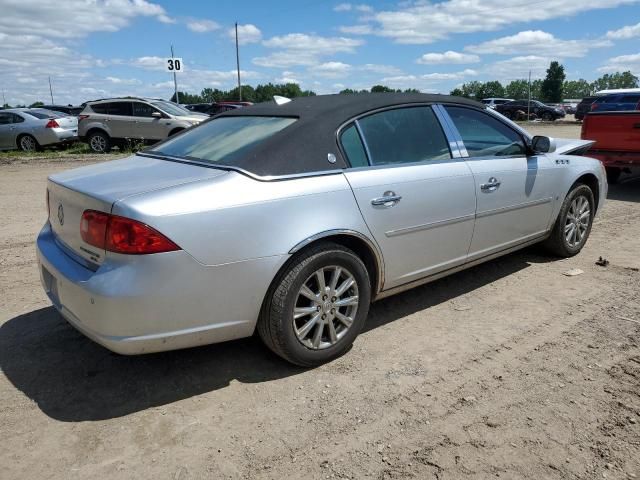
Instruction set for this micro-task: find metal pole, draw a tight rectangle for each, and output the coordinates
[48,76,54,104]
[1,88,6,107]
[527,70,531,122]
[171,45,179,104]
[235,22,242,102]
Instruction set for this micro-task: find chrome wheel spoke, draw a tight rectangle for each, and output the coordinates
[335,277,355,297]
[328,320,338,343]
[300,284,318,302]
[334,295,359,307]
[294,306,318,319]
[315,268,326,294]
[311,322,324,348]
[329,267,342,292]
[335,312,353,327]
[297,313,320,338]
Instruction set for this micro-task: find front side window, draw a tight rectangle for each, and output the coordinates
[356,106,451,166]
[339,124,368,167]
[133,102,161,118]
[445,106,526,158]
[151,101,190,116]
[149,116,297,165]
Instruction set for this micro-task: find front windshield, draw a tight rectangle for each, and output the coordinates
[148,116,297,165]
[151,101,192,116]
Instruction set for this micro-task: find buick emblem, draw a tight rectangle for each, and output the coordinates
[57,204,64,226]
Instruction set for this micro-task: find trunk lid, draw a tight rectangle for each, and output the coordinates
[47,154,227,267]
[554,138,596,156]
[53,115,78,130]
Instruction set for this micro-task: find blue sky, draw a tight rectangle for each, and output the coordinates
[0,0,639,105]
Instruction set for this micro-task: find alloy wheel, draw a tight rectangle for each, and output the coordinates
[293,265,359,350]
[90,135,106,152]
[20,136,36,151]
[564,195,591,248]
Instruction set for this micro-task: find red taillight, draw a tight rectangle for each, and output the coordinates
[78,115,90,121]
[590,103,599,111]
[45,119,60,128]
[80,210,180,255]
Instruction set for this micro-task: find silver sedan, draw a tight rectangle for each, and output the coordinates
[36,93,606,366]
[0,108,78,151]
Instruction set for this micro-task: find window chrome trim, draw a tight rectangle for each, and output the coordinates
[432,104,467,158]
[353,120,373,166]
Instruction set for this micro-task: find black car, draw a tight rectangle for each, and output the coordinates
[496,100,566,121]
[41,105,83,116]
[575,96,597,121]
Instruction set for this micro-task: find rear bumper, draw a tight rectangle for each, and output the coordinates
[36,128,78,146]
[36,222,285,354]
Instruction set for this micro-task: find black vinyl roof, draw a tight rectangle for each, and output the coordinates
[217,93,484,177]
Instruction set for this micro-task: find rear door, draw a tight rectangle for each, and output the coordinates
[342,105,477,289]
[105,102,135,139]
[0,113,14,148]
[443,106,555,259]
[132,101,168,140]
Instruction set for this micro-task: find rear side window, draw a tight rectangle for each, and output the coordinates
[25,109,58,119]
[445,106,526,158]
[91,102,132,116]
[149,116,297,165]
[622,95,640,103]
[340,124,368,167]
[357,106,451,166]
[0,113,12,125]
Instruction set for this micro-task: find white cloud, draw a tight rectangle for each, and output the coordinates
[187,19,220,33]
[132,56,167,70]
[381,69,477,88]
[0,0,174,38]
[334,3,352,11]
[485,55,553,81]
[417,51,480,65]
[360,64,403,75]
[598,53,640,74]
[254,33,363,68]
[339,25,374,35]
[334,3,373,12]
[228,24,262,44]
[309,62,352,78]
[465,30,611,58]
[105,77,142,85]
[354,0,640,44]
[606,22,640,39]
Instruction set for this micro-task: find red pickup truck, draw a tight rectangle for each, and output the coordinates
[581,111,640,183]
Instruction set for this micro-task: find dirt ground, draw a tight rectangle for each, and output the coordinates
[1,125,639,480]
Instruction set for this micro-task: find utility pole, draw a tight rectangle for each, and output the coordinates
[235,22,242,102]
[527,70,531,122]
[48,76,54,104]
[171,44,179,104]
[1,88,6,107]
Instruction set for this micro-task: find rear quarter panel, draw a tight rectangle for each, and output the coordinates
[112,171,373,267]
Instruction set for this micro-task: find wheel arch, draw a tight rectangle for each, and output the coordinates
[168,127,185,137]
[572,173,600,213]
[288,230,384,296]
[85,127,110,139]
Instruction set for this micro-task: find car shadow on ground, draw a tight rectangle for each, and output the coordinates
[607,174,640,203]
[0,248,548,423]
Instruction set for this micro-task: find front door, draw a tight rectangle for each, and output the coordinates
[132,102,167,141]
[341,106,477,289]
[443,106,555,260]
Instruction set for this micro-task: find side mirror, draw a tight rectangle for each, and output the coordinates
[151,111,162,119]
[531,135,556,154]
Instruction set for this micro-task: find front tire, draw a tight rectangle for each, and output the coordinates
[544,184,595,257]
[88,131,111,153]
[258,243,371,367]
[542,112,553,121]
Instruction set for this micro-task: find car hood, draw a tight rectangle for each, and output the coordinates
[174,114,208,123]
[554,138,595,155]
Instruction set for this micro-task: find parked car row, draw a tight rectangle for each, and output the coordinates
[575,92,640,120]
[495,100,566,121]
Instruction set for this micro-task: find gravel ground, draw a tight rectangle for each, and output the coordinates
[1,127,639,479]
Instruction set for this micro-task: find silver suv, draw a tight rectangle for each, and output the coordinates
[78,97,208,153]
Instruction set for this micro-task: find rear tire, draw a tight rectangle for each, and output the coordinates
[18,134,40,152]
[88,131,111,153]
[258,242,371,367]
[605,167,621,184]
[543,184,595,257]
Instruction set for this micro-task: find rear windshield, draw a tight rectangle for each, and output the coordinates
[25,109,60,119]
[148,116,297,165]
[152,101,192,116]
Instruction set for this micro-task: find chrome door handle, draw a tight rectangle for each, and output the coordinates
[480,177,501,192]
[371,191,402,207]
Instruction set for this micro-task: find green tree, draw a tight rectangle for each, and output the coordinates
[169,91,204,103]
[29,101,44,107]
[530,79,543,101]
[505,79,528,99]
[460,81,484,100]
[403,88,421,93]
[450,88,464,97]
[479,80,505,99]
[370,85,397,93]
[591,71,639,91]
[562,79,592,99]
[540,61,566,103]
